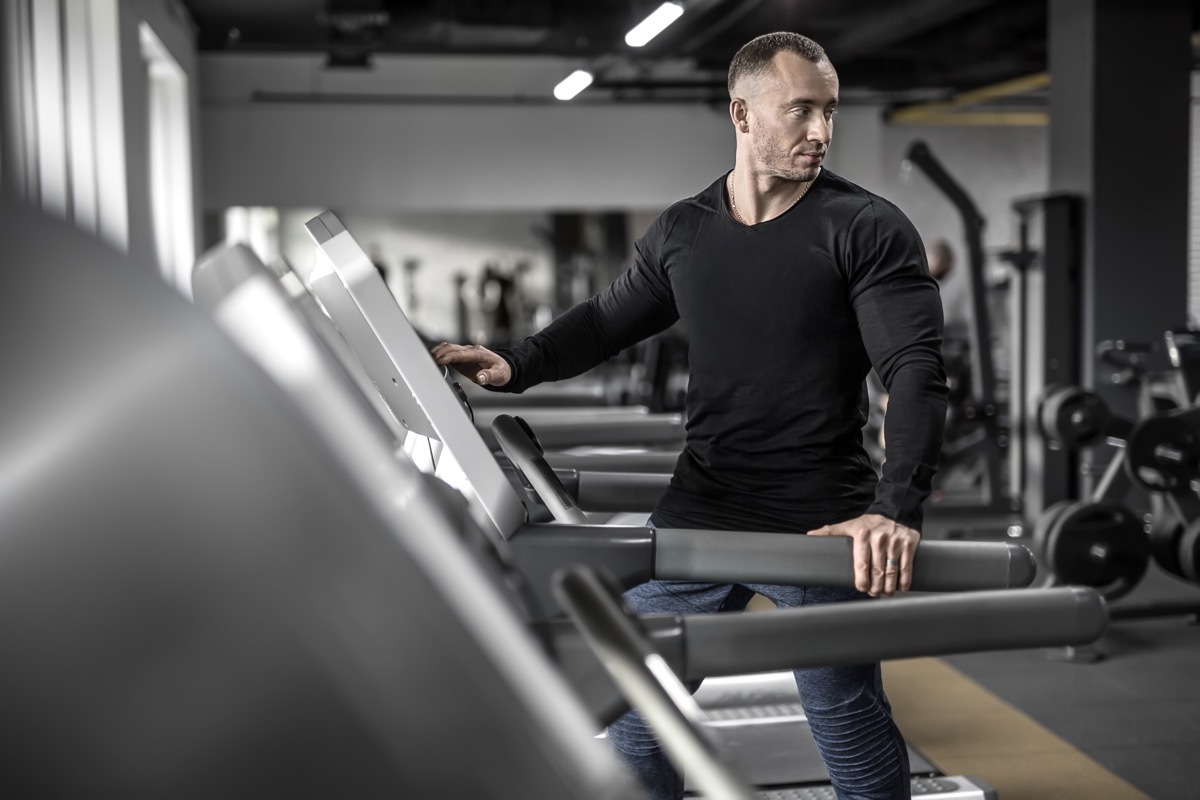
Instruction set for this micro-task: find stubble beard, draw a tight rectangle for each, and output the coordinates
[754,135,821,184]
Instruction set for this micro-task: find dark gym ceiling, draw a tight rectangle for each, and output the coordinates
[180,0,1199,105]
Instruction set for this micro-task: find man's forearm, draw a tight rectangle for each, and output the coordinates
[869,365,948,528]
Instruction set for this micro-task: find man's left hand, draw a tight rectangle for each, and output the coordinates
[807,514,920,597]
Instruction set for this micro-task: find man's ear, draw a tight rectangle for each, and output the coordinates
[729,97,749,132]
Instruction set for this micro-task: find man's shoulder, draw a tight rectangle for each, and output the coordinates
[677,174,727,216]
[639,175,726,239]
[819,170,916,230]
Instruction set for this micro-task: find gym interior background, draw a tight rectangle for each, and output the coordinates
[4,1,1200,798]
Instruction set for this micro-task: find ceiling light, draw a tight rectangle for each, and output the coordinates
[625,2,684,48]
[554,69,594,101]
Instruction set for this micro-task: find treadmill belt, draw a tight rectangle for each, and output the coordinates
[686,673,983,798]
[693,775,993,799]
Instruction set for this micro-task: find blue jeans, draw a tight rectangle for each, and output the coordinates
[607,577,912,800]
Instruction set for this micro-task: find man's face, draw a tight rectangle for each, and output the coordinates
[739,52,839,181]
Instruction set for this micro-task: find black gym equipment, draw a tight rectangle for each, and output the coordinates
[1032,500,1150,601]
[1125,407,1200,493]
[1037,385,1113,450]
[1029,332,1200,634]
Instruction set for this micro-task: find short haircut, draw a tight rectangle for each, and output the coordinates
[727,32,828,97]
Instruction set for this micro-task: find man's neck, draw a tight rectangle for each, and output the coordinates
[728,167,819,225]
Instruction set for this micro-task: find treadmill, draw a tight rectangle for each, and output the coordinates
[192,236,1107,800]
[1,201,642,800]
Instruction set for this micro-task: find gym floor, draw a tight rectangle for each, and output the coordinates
[902,563,1200,799]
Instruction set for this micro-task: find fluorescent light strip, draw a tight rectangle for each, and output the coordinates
[625,2,684,48]
[553,69,594,101]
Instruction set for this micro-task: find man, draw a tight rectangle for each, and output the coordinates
[433,31,946,800]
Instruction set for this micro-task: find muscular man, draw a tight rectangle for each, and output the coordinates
[433,31,947,800]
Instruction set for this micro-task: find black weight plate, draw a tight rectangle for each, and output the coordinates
[1045,501,1150,600]
[1125,411,1200,492]
[1038,386,1111,449]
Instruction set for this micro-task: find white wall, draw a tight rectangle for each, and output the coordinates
[200,53,733,213]
[202,102,734,213]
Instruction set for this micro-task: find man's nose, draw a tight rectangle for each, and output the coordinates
[808,117,831,145]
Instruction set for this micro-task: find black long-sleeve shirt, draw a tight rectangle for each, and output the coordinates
[495,169,947,533]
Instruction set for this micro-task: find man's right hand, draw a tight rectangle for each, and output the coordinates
[430,342,512,388]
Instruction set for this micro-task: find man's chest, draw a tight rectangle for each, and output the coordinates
[660,231,849,324]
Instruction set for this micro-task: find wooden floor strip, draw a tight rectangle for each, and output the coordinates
[883,657,1149,800]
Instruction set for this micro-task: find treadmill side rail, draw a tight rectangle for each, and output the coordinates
[680,587,1107,677]
[654,528,1037,590]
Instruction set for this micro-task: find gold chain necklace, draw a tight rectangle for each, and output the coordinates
[728,171,811,225]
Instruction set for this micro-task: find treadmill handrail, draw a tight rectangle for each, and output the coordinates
[540,584,1107,727]
[553,565,758,800]
[493,414,589,524]
[677,586,1107,676]
[652,527,1037,590]
[576,470,673,512]
[508,524,1038,619]
[482,413,686,450]
[544,449,682,474]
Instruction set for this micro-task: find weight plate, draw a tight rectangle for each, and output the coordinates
[1125,410,1200,492]
[1045,501,1150,601]
[1038,386,1111,449]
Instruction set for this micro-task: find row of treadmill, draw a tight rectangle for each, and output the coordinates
[1,202,1110,799]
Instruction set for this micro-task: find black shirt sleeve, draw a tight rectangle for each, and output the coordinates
[491,214,680,394]
[846,200,948,529]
